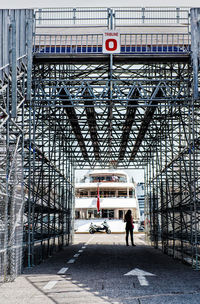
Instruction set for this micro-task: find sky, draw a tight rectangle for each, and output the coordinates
[0,0,200,9]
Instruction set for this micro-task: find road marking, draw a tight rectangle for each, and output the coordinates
[73,254,80,258]
[137,240,146,245]
[82,246,86,249]
[124,268,156,286]
[138,276,149,286]
[85,235,95,245]
[43,280,58,290]
[78,250,83,253]
[67,258,75,264]
[57,267,68,274]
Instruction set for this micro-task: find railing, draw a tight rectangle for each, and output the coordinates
[114,7,190,26]
[33,34,103,53]
[34,7,190,28]
[120,33,190,53]
[33,33,190,54]
[35,8,110,27]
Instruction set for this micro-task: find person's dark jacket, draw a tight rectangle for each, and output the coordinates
[124,213,134,229]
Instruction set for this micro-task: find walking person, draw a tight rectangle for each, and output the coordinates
[124,210,136,246]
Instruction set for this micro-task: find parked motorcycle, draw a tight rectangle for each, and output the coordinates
[89,220,111,234]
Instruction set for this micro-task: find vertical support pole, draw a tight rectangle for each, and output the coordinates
[38,9,42,25]
[108,53,113,165]
[20,61,25,275]
[190,8,200,100]
[10,14,17,118]
[27,11,33,268]
[178,105,183,262]
[71,163,75,244]
[165,105,169,254]
[142,8,145,24]
[190,8,200,270]
[73,8,76,25]
[191,96,199,270]
[107,8,113,167]
[41,101,44,261]
[3,85,10,281]
[176,8,180,24]
[171,109,175,258]
[149,156,152,245]
[110,9,113,30]
[58,116,61,249]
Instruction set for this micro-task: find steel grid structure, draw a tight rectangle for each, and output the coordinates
[0,9,34,282]
[32,7,199,270]
[0,9,75,282]
[32,61,192,169]
[32,57,199,268]
[0,7,200,283]
[24,90,76,268]
[144,101,200,268]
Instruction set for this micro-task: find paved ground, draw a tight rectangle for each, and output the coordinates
[74,219,136,233]
[0,233,200,304]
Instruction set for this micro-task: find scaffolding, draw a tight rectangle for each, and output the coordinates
[0,9,75,282]
[0,7,200,282]
[0,9,33,282]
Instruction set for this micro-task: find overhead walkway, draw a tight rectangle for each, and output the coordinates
[33,8,190,60]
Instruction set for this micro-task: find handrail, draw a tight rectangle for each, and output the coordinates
[33,33,191,55]
[34,7,190,28]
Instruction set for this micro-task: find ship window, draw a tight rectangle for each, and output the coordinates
[118,191,127,197]
[80,191,88,197]
[91,191,97,197]
[119,210,124,219]
[118,176,127,182]
[90,175,127,183]
[87,209,98,218]
[102,191,115,197]
[90,177,98,182]
[75,211,80,219]
[111,175,119,182]
[129,190,135,197]
[102,209,114,218]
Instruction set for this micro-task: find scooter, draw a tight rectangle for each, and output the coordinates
[89,220,111,234]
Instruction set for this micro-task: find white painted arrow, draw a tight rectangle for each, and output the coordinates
[124,268,156,286]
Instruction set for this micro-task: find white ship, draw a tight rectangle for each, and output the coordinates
[75,170,140,222]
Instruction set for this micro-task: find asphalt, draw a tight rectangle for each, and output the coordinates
[0,233,200,304]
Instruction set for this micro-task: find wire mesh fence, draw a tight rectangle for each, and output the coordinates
[0,132,24,282]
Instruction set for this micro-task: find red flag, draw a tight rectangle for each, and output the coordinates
[97,186,100,212]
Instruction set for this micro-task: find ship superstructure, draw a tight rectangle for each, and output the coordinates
[75,170,140,221]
